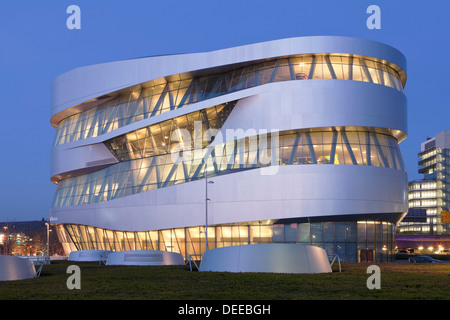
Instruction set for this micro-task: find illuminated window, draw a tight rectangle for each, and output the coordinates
[53,54,404,146]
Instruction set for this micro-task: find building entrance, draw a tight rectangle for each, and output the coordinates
[359,249,375,263]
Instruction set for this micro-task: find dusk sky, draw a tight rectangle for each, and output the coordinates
[0,0,449,221]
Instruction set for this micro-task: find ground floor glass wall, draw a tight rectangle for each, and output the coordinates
[56,220,396,263]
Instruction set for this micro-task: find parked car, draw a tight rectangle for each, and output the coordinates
[409,256,442,263]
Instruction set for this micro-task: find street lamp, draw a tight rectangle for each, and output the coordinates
[205,175,214,251]
[3,226,7,254]
[45,219,50,257]
[204,160,214,252]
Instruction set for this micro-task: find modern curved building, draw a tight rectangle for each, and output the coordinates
[50,36,408,263]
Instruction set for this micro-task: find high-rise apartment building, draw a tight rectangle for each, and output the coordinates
[397,130,450,252]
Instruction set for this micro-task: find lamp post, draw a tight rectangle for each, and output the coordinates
[3,226,7,255]
[204,161,214,252]
[45,219,50,257]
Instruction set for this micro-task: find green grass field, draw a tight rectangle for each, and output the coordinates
[0,261,449,300]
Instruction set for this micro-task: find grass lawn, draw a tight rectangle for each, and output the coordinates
[0,260,449,300]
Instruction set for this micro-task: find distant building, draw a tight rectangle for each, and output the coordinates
[397,130,450,252]
[0,220,63,256]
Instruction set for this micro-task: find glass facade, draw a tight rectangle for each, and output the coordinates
[53,53,404,146]
[51,40,408,264]
[104,102,235,162]
[52,127,404,208]
[56,220,396,262]
[399,147,450,235]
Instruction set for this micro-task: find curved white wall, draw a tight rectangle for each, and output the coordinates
[106,250,185,266]
[0,256,36,281]
[51,36,406,124]
[50,165,407,232]
[51,143,118,182]
[215,80,407,144]
[199,244,332,273]
[68,250,113,262]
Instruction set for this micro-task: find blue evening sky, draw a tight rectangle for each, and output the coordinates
[0,0,449,221]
